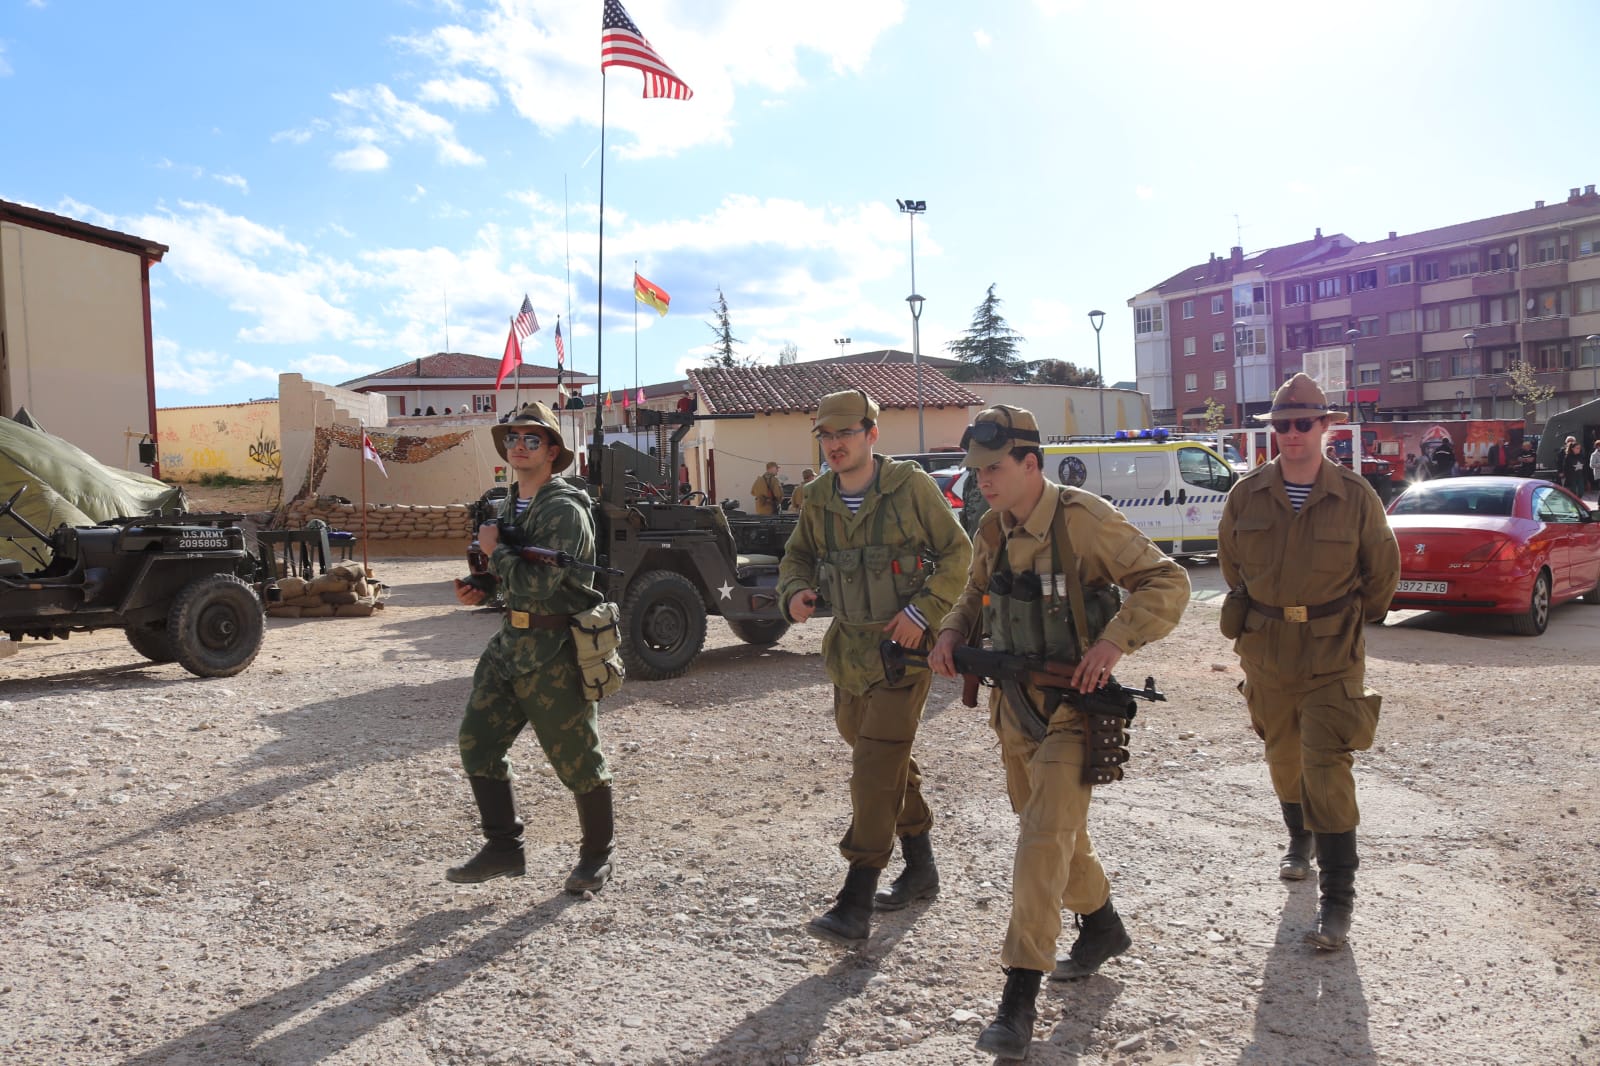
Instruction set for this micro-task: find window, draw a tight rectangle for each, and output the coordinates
[1212,332,1226,352]
[1315,321,1346,345]
[1534,237,1565,263]
[1581,337,1600,368]
[1389,360,1415,381]
[1235,326,1266,357]
[1211,294,1225,314]
[1576,282,1600,314]
[1537,345,1559,370]
[1421,260,1441,282]
[1424,358,1443,381]
[471,393,497,413]
[1528,289,1566,318]
[1357,363,1380,385]
[1183,336,1197,357]
[1135,306,1165,334]
[1184,373,1198,392]
[1450,352,1480,377]
[1447,251,1479,277]
[1485,296,1518,324]
[1357,316,1379,337]
[1177,447,1233,492]
[1316,276,1343,299]
[1285,324,1312,349]
[1448,301,1479,329]
[1386,263,1412,285]
[1213,370,1228,390]
[1233,283,1268,318]
[1181,299,1194,320]
[1422,307,1442,332]
[1387,310,1413,334]
[1351,269,1378,292]
[1578,224,1600,257]
[1284,281,1311,305]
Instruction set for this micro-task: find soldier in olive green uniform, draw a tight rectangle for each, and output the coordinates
[778,389,972,946]
[449,404,616,895]
[1218,374,1399,951]
[930,405,1189,1061]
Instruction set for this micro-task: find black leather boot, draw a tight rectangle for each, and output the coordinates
[806,866,879,945]
[975,967,1042,1060]
[1051,897,1132,980]
[445,776,525,883]
[1280,801,1314,881]
[874,832,940,910]
[564,784,615,894]
[1307,830,1359,950]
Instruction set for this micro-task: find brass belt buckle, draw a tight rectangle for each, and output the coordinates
[509,609,530,629]
[1282,604,1308,623]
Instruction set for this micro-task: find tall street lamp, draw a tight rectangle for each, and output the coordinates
[1455,390,1466,418]
[1345,328,1362,423]
[1587,334,1600,402]
[1233,318,1252,428]
[1464,331,1478,418]
[834,337,851,360]
[1088,309,1107,432]
[908,295,925,450]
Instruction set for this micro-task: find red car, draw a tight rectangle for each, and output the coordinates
[1386,477,1600,635]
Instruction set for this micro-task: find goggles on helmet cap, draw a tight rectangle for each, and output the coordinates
[960,420,1041,450]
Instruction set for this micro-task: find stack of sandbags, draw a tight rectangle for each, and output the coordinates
[266,561,386,618]
[282,500,473,541]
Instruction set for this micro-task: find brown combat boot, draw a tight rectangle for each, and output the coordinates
[445,776,526,884]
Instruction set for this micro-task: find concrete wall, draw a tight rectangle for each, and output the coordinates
[968,384,1152,437]
[0,220,154,469]
[157,401,281,480]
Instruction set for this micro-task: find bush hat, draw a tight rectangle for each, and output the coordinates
[814,389,880,433]
[1254,372,1349,424]
[960,404,1043,468]
[491,401,574,471]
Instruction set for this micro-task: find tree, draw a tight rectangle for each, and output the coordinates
[946,283,1026,382]
[777,342,799,366]
[1028,359,1100,387]
[705,286,742,368]
[1506,359,1556,422]
[1203,397,1228,433]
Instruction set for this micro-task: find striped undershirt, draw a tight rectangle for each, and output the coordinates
[514,497,532,517]
[837,488,927,630]
[1283,481,1313,512]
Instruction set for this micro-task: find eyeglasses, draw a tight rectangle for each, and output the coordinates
[1270,418,1321,434]
[816,427,865,445]
[502,431,548,449]
[959,420,1041,449]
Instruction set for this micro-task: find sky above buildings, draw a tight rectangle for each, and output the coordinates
[3,0,1599,408]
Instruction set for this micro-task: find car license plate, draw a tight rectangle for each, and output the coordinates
[1397,580,1447,594]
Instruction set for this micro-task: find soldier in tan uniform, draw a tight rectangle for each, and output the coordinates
[1218,374,1399,952]
[778,389,972,947]
[929,405,1189,1060]
[751,462,784,515]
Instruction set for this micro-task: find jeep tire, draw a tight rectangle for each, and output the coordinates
[726,617,790,646]
[125,623,176,664]
[620,569,706,681]
[167,573,265,678]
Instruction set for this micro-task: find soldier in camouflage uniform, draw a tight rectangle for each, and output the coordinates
[778,389,972,947]
[448,403,615,895]
[930,405,1189,1060]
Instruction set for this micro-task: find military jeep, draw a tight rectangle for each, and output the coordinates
[0,485,265,678]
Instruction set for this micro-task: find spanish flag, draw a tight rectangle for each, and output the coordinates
[634,272,670,317]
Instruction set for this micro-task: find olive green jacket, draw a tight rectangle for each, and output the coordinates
[778,456,972,694]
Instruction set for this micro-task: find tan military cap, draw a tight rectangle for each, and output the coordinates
[813,389,880,433]
[960,404,1043,468]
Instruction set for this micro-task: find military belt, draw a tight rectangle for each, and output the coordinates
[507,610,569,630]
[1250,591,1356,624]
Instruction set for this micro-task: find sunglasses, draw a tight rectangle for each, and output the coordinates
[501,431,548,449]
[960,421,1041,449]
[816,427,866,445]
[1270,418,1321,434]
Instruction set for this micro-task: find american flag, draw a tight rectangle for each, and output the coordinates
[512,295,539,341]
[601,0,694,100]
[554,319,565,366]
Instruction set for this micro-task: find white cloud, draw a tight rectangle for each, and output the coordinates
[0,43,14,78]
[271,126,317,145]
[418,75,498,110]
[333,144,390,171]
[974,29,992,49]
[294,353,386,377]
[1135,185,1154,200]
[328,84,484,167]
[214,172,249,193]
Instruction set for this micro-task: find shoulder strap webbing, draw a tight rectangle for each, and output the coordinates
[1049,488,1092,658]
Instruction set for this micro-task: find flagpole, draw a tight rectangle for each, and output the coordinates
[593,75,608,486]
[633,258,639,429]
[358,422,370,574]
[512,316,522,414]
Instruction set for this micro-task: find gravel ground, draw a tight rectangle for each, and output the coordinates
[1,554,1597,1066]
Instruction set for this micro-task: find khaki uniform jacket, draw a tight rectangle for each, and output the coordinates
[938,481,1189,657]
[778,456,972,695]
[1217,459,1400,687]
[751,473,783,515]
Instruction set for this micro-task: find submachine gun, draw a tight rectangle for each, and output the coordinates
[459,520,622,597]
[880,640,1166,784]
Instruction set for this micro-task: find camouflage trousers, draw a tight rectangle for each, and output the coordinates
[833,673,935,870]
[459,645,611,794]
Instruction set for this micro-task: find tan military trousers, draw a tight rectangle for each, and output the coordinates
[1239,674,1381,834]
[833,674,935,869]
[993,691,1111,973]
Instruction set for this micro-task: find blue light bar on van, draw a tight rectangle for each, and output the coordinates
[1114,430,1129,439]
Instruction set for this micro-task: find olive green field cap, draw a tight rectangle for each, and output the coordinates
[960,405,1042,468]
[813,389,879,433]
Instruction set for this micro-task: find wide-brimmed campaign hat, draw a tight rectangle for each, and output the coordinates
[960,404,1043,468]
[813,389,880,433]
[491,401,574,471]
[1253,372,1349,425]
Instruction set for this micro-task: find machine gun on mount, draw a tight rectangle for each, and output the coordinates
[880,640,1165,783]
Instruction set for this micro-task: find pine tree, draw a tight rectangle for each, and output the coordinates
[946,283,1026,382]
[706,286,742,368]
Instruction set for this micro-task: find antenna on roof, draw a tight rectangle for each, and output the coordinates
[1233,213,1245,248]
[443,287,450,353]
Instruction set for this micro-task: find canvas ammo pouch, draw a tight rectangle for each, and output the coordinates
[1219,585,1251,639]
[569,601,625,701]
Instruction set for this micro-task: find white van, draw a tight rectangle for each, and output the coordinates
[1042,436,1236,558]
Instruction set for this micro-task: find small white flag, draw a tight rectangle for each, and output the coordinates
[362,432,388,478]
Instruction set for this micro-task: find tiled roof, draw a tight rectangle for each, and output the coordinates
[1144,235,1355,297]
[687,363,983,415]
[341,352,565,386]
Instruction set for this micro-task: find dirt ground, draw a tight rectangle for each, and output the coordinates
[2,552,1598,1066]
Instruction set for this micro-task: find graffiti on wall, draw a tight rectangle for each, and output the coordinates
[155,402,281,480]
[248,429,282,475]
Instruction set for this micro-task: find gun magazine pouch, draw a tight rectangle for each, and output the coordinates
[1082,710,1133,785]
[570,602,625,701]
[1219,586,1251,639]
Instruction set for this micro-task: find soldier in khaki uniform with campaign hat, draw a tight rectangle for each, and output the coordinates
[778,388,971,947]
[929,404,1189,1061]
[448,402,617,895]
[751,462,784,515]
[1218,373,1399,952]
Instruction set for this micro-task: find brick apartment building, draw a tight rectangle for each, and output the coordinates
[1130,184,1600,427]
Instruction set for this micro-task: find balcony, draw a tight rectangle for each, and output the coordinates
[1471,271,1516,295]
[1277,304,1311,325]
[1520,260,1568,289]
[1466,323,1516,346]
[1380,379,1423,408]
[1522,316,1570,343]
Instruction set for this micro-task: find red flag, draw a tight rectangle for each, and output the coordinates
[604,391,613,408]
[633,272,670,316]
[602,0,694,100]
[495,319,521,390]
[362,431,388,478]
[622,391,630,409]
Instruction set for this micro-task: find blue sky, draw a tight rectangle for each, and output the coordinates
[4,0,1598,408]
